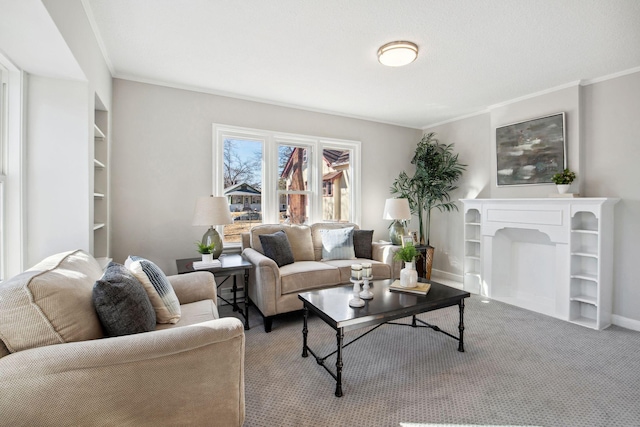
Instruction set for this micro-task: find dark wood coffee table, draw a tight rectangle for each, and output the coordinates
[298,279,470,397]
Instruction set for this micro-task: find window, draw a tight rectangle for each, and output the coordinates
[322,180,333,197]
[213,125,361,244]
[222,137,264,243]
[0,54,24,280]
[0,66,6,279]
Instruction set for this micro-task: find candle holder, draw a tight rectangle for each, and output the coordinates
[359,276,374,299]
[348,278,365,307]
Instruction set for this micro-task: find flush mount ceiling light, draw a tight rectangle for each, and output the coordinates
[377,41,418,67]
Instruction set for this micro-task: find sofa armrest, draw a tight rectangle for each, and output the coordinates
[167,271,217,305]
[241,248,280,317]
[372,242,402,280]
[0,318,245,426]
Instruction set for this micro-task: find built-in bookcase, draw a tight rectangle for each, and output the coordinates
[461,198,618,330]
[93,95,110,266]
[462,201,482,294]
[569,211,608,329]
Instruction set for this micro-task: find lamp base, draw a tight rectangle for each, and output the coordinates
[202,227,224,259]
[389,220,405,246]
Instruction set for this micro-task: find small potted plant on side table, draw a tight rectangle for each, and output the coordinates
[195,242,216,263]
[393,244,422,288]
[552,168,576,194]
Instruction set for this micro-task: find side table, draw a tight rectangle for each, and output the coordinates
[176,254,253,330]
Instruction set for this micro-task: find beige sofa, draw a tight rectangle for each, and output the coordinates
[241,223,401,332]
[0,250,245,426]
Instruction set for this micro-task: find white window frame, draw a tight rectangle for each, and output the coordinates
[0,54,25,280]
[213,124,361,236]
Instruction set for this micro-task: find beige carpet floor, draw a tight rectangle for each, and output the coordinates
[219,291,640,427]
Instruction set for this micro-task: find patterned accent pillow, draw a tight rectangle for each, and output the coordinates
[93,262,157,336]
[126,256,181,324]
[259,231,295,267]
[320,226,356,260]
[353,229,374,259]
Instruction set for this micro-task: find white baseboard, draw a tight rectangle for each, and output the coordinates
[430,268,463,284]
[612,314,640,332]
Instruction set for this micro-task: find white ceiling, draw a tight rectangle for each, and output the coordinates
[85,0,640,129]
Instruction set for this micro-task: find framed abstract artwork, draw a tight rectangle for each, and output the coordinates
[495,112,566,186]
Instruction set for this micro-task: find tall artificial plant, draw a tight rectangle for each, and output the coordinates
[390,132,466,246]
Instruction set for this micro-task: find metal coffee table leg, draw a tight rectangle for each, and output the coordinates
[302,307,309,358]
[458,299,465,352]
[335,328,344,397]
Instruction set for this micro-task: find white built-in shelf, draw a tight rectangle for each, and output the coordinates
[94,124,105,139]
[571,273,598,282]
[461,198,619,330]
[571,229,598,235]
[570,317,597,329]
[93,223,105,230]
[94,192,105,199]
[570,294,597,305]
[94,159,106,169]
[571,251,598,258]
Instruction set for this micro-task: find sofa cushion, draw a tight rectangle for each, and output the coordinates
[259,231,295,267]
[155,299,219,330]
[250,224,315,261]
[283,225,314,261]
[93,262,157,337]
[126,256,181,324]
[353,229,374,259]
[320,226,356,260]
[280,261,341,294]
[0,250,104,353]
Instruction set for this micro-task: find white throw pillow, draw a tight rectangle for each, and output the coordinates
[320,226,356,260]
[126,256,181,324]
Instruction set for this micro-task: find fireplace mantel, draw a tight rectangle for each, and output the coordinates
[461,198,619,330]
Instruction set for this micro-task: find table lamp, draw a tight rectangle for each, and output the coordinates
[382,198,411,245]
[192,195,233,259]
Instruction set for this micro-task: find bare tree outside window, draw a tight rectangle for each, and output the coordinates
[279,145,309,225]
[223,139,263,242]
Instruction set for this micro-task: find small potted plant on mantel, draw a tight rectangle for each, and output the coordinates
[195,241,216,263]
[393,244,422,288]
[551,168,576,194]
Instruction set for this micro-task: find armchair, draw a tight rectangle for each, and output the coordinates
[0,250,245,426]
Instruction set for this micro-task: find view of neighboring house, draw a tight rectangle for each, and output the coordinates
[224,183,261,212]
[279,148,351,224]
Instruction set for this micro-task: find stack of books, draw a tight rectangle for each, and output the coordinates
[192,259,221,270]
[389,280,431,295]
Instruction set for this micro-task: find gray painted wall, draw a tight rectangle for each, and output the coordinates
[426,71,640,325]
[110,79,420,274]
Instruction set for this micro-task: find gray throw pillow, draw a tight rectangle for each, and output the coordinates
[353,229,374,259]
[93,262,156,337]
[259,230,295,267]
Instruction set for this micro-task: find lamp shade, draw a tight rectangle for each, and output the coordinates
[382,198,411,220]
[192,196,233,226]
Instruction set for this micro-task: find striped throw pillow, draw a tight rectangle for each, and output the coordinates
[126,256,181,324]
[320,226,356,260]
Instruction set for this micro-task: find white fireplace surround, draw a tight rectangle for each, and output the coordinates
[461,198,619,330]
